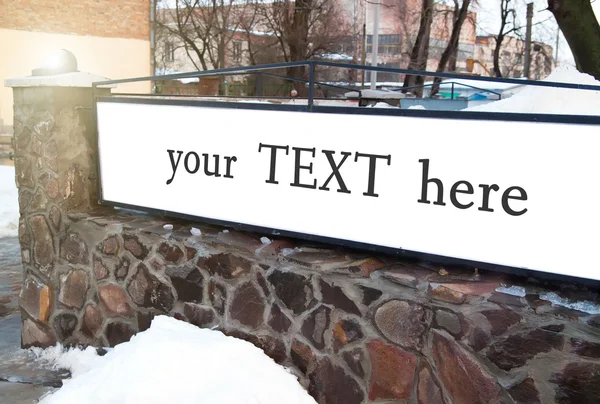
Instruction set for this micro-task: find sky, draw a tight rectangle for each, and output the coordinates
[475,0,600,65]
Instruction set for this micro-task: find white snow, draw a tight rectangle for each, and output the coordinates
[345,89,405,99]
[190,227,201,236]
[318,53,353,61]
[432,78,525,92]
[0,165,19,238]
[163,223,173,230]
[539,292,600,315]
[260,236,271,245]
[280,248,296,256]
[495,285,527,297]
[465,65,600,115]
[37,316,317,404]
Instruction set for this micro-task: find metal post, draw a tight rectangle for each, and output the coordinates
[554,27,560,67]
[150,0,156,93]
[524,3,533,79]
[361,22,366,88]
[451,82,455,100]
[308,62,315,111]
[370,0,380,90]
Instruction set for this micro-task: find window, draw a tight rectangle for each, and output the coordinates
[367,34,401,45]
[381,45,401,54]
[367,44,400,55]
[232,41,242,64]
[165,42,175,62]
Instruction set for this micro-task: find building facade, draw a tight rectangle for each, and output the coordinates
[472,35,554,79]
[0,0,152,133]
[359,0,477,75]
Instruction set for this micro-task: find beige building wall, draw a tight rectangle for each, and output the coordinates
[0,28,150,130]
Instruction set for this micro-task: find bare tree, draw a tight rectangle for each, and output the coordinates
[403,0,434,96]
[158,0,249,71]
[430,0,472,95]
[493,0,519,77]
[257,0,350,93]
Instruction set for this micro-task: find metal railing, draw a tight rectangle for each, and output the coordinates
[93,60,600,124]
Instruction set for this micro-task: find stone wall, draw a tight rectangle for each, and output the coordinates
[10,82,600,404]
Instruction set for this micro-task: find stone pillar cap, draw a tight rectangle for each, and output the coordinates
[5,71,116,88]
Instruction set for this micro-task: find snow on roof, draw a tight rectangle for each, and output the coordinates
[345,89,406,99]
[464,65,600,115]
[432,77,526,92]
[36,316,317,404]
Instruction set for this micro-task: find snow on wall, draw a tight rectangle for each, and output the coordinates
[36,316,317,404]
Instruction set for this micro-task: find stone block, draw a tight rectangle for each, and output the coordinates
[319,279,360,315]
[332,319,363,352]
[551,362,600,404]
[374,299,427,350]
[508,378,541,404]
[58,269,89,309]
[301,305,331,350]
[268,304,292,333]
[229,282,266,329]
[417,365,445,404]
[54,313,78,340]
[432,330,506,404]
[197,253,252,279]
[183,303,217,328]
[367,339,417,401]
[123,234,148,260]
[308,357,364,404]
[22,318,56,349]
[268,270,314,315]
[60,232,89,265]
[82,304,103,338]
[358,285,382,306]
[486,329,564,371]
[99,284,133,317]
[106,322,136,347]
[30,215,54,270]
[342,348,365,379]
[126,263,174,312]
[20,276,53,322]
[291,339,315,374]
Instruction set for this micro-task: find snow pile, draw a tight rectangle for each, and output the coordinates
[37,316,317,404]
[0,165,19,238]
[465,65,600,115]
[539,292,600,315]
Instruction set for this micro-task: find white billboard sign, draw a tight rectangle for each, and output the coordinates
[97,100,600,281]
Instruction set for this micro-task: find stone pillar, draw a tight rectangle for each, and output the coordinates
[5,72,111,347]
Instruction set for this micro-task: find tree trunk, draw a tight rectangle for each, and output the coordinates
[287,0,312,96]
[493,34,505,77]
[548,0,600,80]
[403,0,434,97]
[430,0,471,96]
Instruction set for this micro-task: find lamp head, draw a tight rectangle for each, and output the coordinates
[32,49,78,76]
